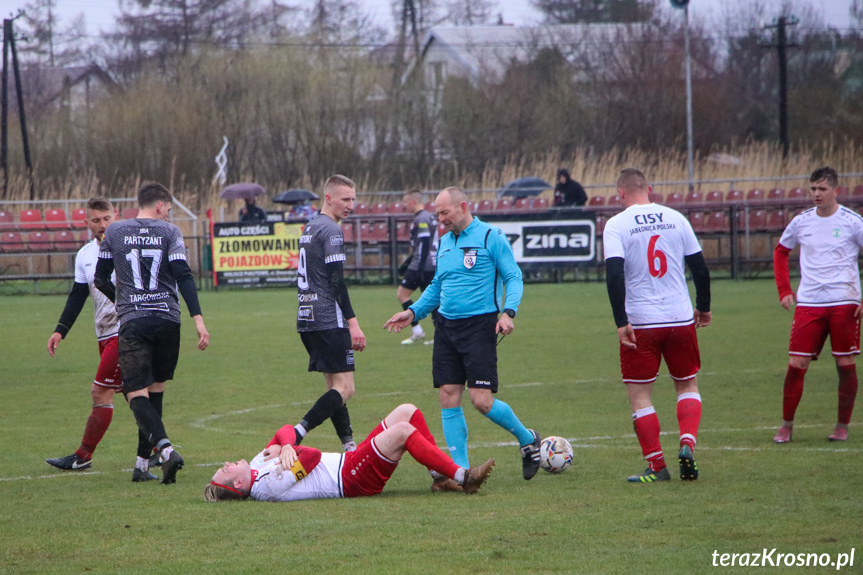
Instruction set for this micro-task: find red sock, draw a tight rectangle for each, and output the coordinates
[76,405,113,460]
[633,407,665,471]
[404,430,461,479]
[782,365,807,422]
[837,364,858,425]
[676,392,702,449]
[408,409,437,446]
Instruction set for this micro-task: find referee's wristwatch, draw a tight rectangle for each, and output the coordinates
[503,309,516,319]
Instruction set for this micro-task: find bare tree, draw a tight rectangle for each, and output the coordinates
[18,0,88,67]
[531,0,655,24]
[442,0,498,26]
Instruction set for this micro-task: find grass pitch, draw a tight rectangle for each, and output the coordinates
[1,280,861,574]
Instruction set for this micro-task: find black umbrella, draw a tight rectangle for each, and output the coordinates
[273,189,320,204]
[498,177,553,199]
[220,183,266,201]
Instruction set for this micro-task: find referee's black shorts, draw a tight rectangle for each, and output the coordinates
[432,312,498,392]
[118,316,181,393]
[300,328,355,374]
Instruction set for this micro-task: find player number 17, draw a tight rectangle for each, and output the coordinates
[126,248,163,290]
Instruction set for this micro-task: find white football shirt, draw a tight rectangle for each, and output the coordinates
[75,239,119,341]
[778,206,863,306]
[603,203,702,328]
[250,451,343,502]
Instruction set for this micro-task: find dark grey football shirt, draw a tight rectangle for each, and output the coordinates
[296,214,347,332]
[99,218,187,324]
[408,209,437,272]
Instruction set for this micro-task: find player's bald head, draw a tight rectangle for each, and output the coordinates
[617,168,648,191]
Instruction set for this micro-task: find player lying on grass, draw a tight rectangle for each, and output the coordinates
[204,403,495,502]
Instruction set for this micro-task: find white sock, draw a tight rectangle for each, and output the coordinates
[412,324,424,337]
[160,445,174,462]
[295,424,308,438]
[454,468,466,484]
[136,456,149,472]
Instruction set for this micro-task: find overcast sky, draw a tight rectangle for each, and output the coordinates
[22,0,861,39]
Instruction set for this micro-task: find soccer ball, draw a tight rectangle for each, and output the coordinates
[539,436,573,474]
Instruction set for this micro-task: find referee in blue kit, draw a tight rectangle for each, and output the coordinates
[385,187,542,481]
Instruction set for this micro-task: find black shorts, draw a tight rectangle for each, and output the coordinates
[118,317,181,393]
[300,329,355,374]
[400,269,434,291]
[432,312,498,392]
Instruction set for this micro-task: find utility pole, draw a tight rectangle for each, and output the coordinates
[762,15,798,159]
[1,16,35,199]
[670,0,693,190]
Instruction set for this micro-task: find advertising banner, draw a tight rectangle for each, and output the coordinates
[491,219,597,264]
[211,222,304,286]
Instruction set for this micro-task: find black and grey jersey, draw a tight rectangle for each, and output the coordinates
[297,214,347,332]
[99,218,187,324]
[408,209,438,272]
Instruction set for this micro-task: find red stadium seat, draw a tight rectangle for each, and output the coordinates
[476,199,495,214]
[512,198,530,212]
[53,230,82,251]
[353,203,371,216]
[424,201,435,213]
[587,195,605,207]
[341,222,355,243]
[853,185,863,198]
[766,188,785,203]
[765,210,788,232]
[122,208,139,220]
[368,222,389,243]
[665,192,684,205]
[689,212,706,233]
[532,197,549,211]
[396,221,410,241]
[685,191,703,204]
[786,187,807,204]
[370,202,388,215]
[726,189,744,204]
[0,231,26,252]
[18,209,44,230]
[387,202,405,214]
[45,209,70,229]
[357,222,371,242]
[0,210,14,230]
[27,231,53,251]
[606,194,622,208]
[496,198,512,212]
[743,209,768,232]
[704,211,728,233]
[746,189,766,205]
[704,191,724,205]
[837,186,850,198]
[71,208,87,229]
[648,192,663,204]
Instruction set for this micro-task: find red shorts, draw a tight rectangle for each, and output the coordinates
[95,337,123,390]
[620,324,701,384]
[789,305,861,359]
[341,435,398,498]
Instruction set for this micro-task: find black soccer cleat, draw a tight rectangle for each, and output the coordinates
[46,453,91,471]
[520,429,542,480]
[627,466,671,483]
[160,451,184,484]
[678,445,699,481]
[132,468,159,482]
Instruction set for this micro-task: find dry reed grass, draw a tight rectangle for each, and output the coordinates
[3,141,862,218]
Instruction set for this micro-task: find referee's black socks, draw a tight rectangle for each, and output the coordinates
[299,389,344,438]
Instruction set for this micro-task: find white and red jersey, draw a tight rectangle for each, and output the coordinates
[75,239,119,341]
[603,203,702,328]
[778,206,863,306]
[249,448,344,502]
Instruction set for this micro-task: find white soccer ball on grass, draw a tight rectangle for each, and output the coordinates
[539,436,573,474]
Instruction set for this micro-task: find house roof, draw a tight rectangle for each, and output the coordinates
[402,24,642,84]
